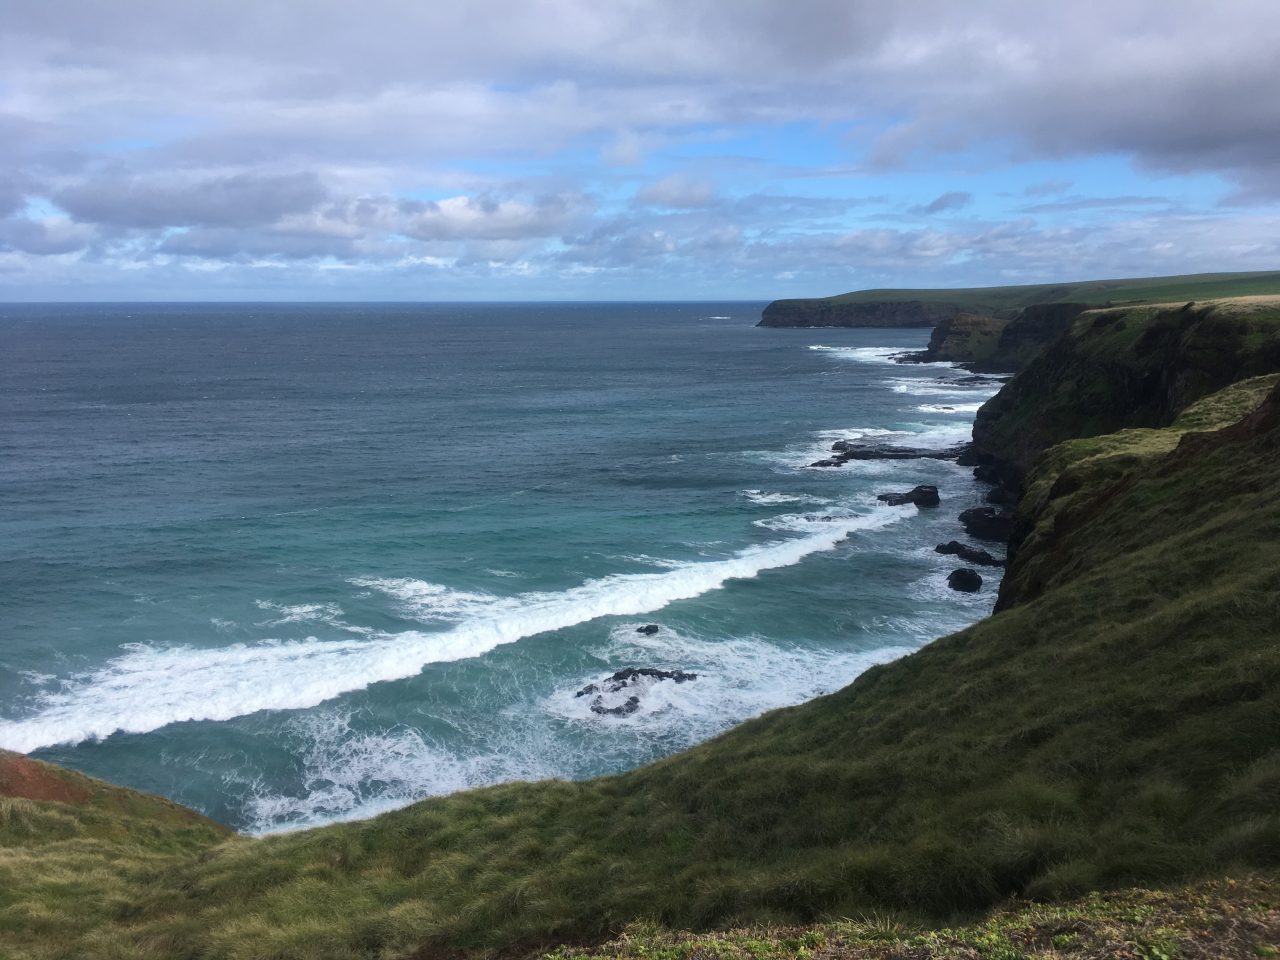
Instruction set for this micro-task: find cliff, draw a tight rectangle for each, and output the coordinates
[759,297,958,328]
[756,270,1280,329]
[7,298,1280,957]
[972,296,1280,487]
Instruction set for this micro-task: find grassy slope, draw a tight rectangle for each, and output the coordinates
[6,361,1280,957]
[0,750,231,954]
[818,271,1280,311]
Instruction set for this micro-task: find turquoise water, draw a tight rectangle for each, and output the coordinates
[0,302,1002,831]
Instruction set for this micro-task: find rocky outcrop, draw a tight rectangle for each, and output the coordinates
[758,299,960,328]
[958,506,1013,542]
[947,569,983,592]
[935,541,1005,567]
[576,667,699,717]
[811,440,970,468]
[876,485,940,507]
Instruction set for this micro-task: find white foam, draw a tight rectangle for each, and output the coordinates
[238,711,549,834]
[350,578,501,622]
[916,402,983,414]
[887,378,1003,399]
[740,489,832,506]
[546,624,917,735]
[808,345,908,364]
[254,600,372,635]
[0,508,907,754]
[889,422,974,448]
[246,620,924,833]
[753,509,875,533]
[255,601,343,626]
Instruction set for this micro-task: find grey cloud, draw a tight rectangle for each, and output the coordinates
[0,217,95,255]
[1020,195,1169,214]
[920,192,972,215]
[398,193,590,241]
[635,175,718,209]
[6,2,1280,195]
[53,172,327,229]
[1024,180,1073,197]
[156,226,359,261]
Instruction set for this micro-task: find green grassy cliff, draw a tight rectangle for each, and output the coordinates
[757,271,1280,328]
[972,296,1280,485]
[5,297,1280,958]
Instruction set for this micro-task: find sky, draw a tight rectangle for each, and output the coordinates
[2,0,1280,301]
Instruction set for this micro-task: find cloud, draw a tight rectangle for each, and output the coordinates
[635,175,718,209]
[398,193,591,241]
[1019,195,1170,214]
[2,1,1279,295]
[919,191,972,215]
[53,172,327,229]
[1023,180,1073,197]
[0,216,95,255]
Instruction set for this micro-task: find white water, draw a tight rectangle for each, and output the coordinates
[242,621,925,834]
[0,507,908,754]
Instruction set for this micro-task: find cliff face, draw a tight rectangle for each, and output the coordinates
[976,301,1089,371]
[902,302,1089,370]
[913,311,1006,362]
[758,298,959,328]
[972,298,1280,486]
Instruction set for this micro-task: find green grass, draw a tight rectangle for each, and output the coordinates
[561,874,1280,960]
[818,270,1280,312]
[5,327,1280,958]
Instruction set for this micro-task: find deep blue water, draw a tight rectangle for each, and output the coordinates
[0,302,1002,831]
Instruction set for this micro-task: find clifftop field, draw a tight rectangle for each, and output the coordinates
[3,290,1280,959]
[758,270,1280,329]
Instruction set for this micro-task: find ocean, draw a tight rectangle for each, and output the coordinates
[0,302,1003,832]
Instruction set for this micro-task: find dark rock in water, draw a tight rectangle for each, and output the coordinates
[877,484,940,507]
[973,464,1002,484]
[958,506,1013,542]
[984,486,1013,505]
[576,666,699,717]
[636,624,660,635]
[599,667,698,690]
[809,442,971,468]
[935,540,1005,567]
[592,696,641,717]
[947,568,983,592]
